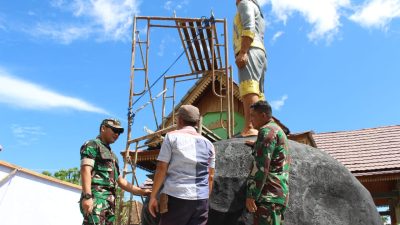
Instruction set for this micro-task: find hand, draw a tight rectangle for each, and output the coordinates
[235,52,249,69]
[81,198,94,215]
[148,197,159,217]
[245,140,255,147]
[141,188,152,196]
[246,198,257,213]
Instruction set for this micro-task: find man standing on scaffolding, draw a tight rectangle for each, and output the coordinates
[234,0,266,137]
[80,118,151,225]
[148,105,215,225]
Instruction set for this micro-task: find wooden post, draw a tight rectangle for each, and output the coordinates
[395,205,400,225]
[198,116,203,134]
[395,181,400,225]
[389,181,400,225]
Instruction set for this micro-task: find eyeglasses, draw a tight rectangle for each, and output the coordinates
[105,124,123,135]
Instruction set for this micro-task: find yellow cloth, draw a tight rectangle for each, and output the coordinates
[239,79,264,99]
[234,13,265,54]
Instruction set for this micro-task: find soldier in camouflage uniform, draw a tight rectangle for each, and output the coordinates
[245,101,290,225]
[80,118,151,225]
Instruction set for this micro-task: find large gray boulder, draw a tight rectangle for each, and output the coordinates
[207,138,382,225]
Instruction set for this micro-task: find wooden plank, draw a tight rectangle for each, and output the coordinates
[212,24,223,68]
[196,21,212,70]
[205,26,219,69]
[372,191,400,199]
[181,21,200,71]
[127,125,177,144]
[129,201,143,225]
[188,21,205,71]
[176,21,194,73]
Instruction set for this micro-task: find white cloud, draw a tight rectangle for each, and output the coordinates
[269,0,350,41]
[271,31,284,43]
[350,0,400,29]
[270,95,288,110]
[33,0,141,43]
[90,0,138,39]
[0,67,108,114]
[27,11,36,16]
[50,0,66,8]
[157,36,177,57]
[164,1,173,10]
[11,125,46,139]
[11,124,46,146]
[258,0,269,7]
[0,14,6,31]
[32,23,91,44]
[158,39,166,56]
[164,0,189,12]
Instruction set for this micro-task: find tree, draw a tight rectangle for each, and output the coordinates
[42,167,80,185]
[115,188,130,225]
[42,171,52,176]
[381,215,389,225]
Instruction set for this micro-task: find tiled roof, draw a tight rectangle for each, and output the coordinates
[313,125,400,176]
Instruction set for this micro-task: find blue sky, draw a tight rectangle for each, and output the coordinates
[1,0,400,184]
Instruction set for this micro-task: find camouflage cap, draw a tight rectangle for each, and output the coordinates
[101,118,124,134]
[177,105,200,122]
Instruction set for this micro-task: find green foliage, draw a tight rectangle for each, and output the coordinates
[380,215,389,224]
[42,171,52,176]
[115,188,129,225]
[42,167,80,185]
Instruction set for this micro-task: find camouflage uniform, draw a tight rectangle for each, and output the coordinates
[247,120,290,225]
[80,137,120,225]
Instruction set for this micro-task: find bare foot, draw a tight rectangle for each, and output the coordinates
[245,140,255,147]
[241,128,258,137]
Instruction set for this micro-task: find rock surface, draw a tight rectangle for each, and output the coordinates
[207,138,382,225]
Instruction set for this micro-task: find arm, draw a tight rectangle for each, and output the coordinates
[117,177,151,196]
[208,143,216,196]
[246,129,274,211]
[148,161,169,217]
[80,165,93,215]
[80,142,97,216]
[208,167,215,196]
[148,134,172,217]
[235,37,253,69]
[236,1,256,69]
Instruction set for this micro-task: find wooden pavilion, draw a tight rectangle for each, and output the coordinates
[124,74,291,172]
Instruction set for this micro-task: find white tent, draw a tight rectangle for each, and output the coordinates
[0,160,82,225]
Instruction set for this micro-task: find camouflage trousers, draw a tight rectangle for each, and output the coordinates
[80,196,116,225]
[253,203,284,225]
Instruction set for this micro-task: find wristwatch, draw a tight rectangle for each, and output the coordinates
[82,193,93,200]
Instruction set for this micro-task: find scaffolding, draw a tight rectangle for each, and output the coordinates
[118,15,234,225]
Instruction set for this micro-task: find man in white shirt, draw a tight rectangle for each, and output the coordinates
[148,105,216,225]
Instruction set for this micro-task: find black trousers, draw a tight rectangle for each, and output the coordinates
[159,195,209,225]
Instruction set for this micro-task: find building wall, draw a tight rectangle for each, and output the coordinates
[0,165,82,225]
[196,85,244,116]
